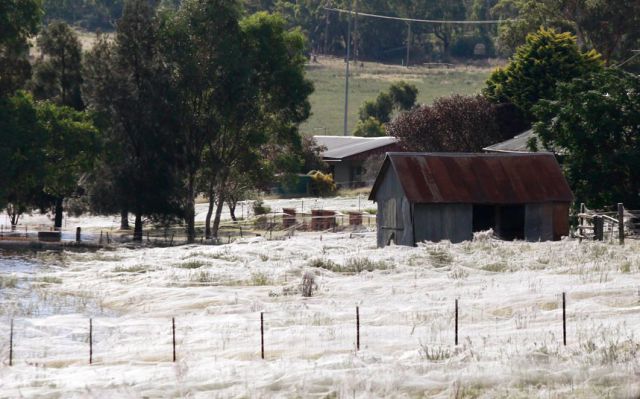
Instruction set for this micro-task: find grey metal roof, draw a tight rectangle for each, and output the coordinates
[483,129,536,153]
[313,135,398,160]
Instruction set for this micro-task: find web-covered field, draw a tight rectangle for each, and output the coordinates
[1,233,640,398]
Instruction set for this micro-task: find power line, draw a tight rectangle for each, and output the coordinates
[613,50,640,68]
[324,7,516,25]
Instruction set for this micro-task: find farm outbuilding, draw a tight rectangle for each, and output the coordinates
[313,135,400,188]
[369,153,574,247]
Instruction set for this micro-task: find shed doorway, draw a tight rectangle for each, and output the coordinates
[472,204,525,240]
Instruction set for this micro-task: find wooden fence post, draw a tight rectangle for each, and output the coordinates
[89,318,93,364]
[562,292,566,346]
[618,203,625,245]
[579,203,585,239]
[260,312,265,360]
[356,306,360,351]
[172,317,176,362]
[455,299,459,346]
[9,319,13,366]
[593,216,604,241]
[76,227,82,242]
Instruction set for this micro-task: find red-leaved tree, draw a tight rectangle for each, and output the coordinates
[387,95,523,152]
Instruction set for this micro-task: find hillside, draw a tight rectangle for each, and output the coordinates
[301,56,495,136]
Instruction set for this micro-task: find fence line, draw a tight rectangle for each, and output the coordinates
[4,289,635,366]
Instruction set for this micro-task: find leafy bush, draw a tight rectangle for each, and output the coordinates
[353,116,386,137]
[308,170,336,197]
[253,198,271,215]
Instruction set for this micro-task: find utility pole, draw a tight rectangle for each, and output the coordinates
[343,0,352,136]
[353,0,359,65]
[323,2,330,55]
[406,22,411,68]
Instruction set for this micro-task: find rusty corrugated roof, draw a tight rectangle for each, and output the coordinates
[369,152,574,203]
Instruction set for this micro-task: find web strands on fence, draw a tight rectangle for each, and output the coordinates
[3,287,639,366]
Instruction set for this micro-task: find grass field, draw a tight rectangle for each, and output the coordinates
[39,31,494,138]
[301,56,496,136]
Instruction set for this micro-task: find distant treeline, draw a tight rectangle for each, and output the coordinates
[44,0,640,65]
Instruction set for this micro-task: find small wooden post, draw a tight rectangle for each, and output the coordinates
[455,299,459,346]
[356,306,360,351]
[579,203,585,240]
[618,203,625,245]
[260,312,265,359]
[172,317,176,362]
[76,227,81,242]
[89,318,93,364]
[593,216,604,241]
[562,292,566,346]
[9,319,13,366]
[99,231,103,245]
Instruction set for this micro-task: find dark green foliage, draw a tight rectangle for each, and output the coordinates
[83,0,181,239]
[492,0,640,65]
[301,136,328,172]
[484,28,602,119]
[0,92,45,225]
[354,80,418,136]
[0,0,42,97]
[359,92,393,124]
[533,69,640,208]
[353,116,386,138]
[388,81,418,111]
[31,21,84,110]
[37,101,99,228]
[43,0,124,30]
[388,94,505,152]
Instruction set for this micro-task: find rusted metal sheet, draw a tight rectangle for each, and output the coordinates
[553,203,570,240]
[370,153,574,204]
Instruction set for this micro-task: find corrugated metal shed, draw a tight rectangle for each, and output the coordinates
[313,135,398,160]
[369,153,573,204]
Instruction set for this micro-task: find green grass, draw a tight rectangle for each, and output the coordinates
[301,56,492,136]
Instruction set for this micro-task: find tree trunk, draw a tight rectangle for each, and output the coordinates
[185,175,196,243]
[54,197,64,230]
[212,192,225,239]
[120,209,130,230]
[133,213,142,242]
[228,199,237,222]
[204,185,215,239]
[8,205,20,230]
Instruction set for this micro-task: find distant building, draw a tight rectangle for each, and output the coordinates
[313,135,400,188]
[483,128,561,155]
[483,128,536,153]
[369,152,574,247]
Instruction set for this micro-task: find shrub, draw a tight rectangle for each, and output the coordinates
[253,198,271,215]
[353,116,385,137]
[308,170,336,197]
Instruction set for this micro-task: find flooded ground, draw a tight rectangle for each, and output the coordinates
[0,251,117,318]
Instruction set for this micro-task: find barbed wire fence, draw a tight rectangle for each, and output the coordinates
[2,287,639,367]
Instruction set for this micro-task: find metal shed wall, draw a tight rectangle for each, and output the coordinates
[524,203,554,241]
[374,166,413,247]
[413,204,473,244]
